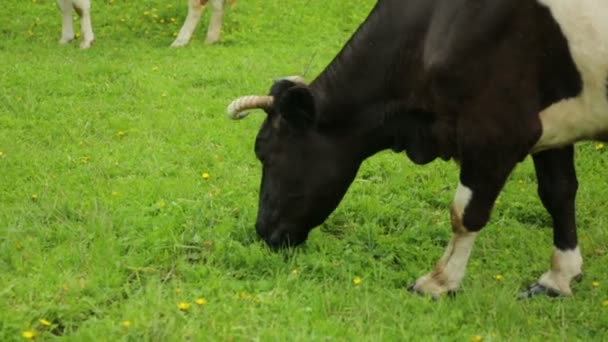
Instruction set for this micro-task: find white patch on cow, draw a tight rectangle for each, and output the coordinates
[538,246,582,295]
[171,0,226,47]
[413,183,476,297]
[453,182,472,219]
[532,0,608,152]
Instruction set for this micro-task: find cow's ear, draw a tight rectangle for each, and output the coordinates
[277,86,316,128]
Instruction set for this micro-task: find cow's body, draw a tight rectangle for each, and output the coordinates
[228,0,608,298]
[56,0,234,48]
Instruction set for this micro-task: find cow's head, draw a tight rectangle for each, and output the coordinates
[227,77,361,248]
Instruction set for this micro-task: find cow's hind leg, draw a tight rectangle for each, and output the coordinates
[409,156,519,298]
[171,0,208,47]
[57,0,75,44]
[72,0,94,48]
[205,0,224,44]
[519,146,582,298]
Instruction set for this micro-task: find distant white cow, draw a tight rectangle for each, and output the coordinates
[57,0,236,49]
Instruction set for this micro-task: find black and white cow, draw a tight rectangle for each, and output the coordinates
[227,0,608,298]
[57,0,235,48]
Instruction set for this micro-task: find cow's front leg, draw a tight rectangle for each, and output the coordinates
[205,0,224,44]
[57,0,75,44]
[171,0,207,47]
[520,146,582,298]
[73,0,94,48]
[410,159,517,298]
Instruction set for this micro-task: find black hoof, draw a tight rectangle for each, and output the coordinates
[518,283,561,299]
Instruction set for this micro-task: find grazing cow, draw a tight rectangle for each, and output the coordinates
[227,0,608,298]
[56,0,235,49]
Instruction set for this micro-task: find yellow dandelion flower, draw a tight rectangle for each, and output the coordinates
[602,300,608,307]
[22,331,36,340]
[173,32,178,37]
[144,11,150,16]
[76,32,80,38]
[202,172,210,180]
[596,143,605,151]
[120,18,126,22]
[471,335,483,342]
[195,298,207,305]
[121,320,132,328]
[0,151,4,157]
[171,18,177,23]
[178,302,190,311]
[160,19,165,24]
[353,276,362,285]
[39,318,51,326]
[592,281,600,288]
[152,66,159,71]
[291,268,300,275]
[494,274,503,281]
[157,200,166,208]
[31,194,39,201]
[116,130,126,137]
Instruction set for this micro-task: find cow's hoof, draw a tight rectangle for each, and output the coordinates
[80,39,95,49]
[518,283,561,299]
[204,38,219,45]
[170,39,189,48]
[408,283,457,300]
[518,273,582,299]
[59,37,74,44]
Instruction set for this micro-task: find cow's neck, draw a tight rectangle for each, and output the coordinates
[309,2,444,164]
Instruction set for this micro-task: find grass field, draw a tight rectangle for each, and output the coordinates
[1,0,607,340]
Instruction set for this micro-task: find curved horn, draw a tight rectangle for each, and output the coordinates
[227,76,307,120]
[226,95,274,120]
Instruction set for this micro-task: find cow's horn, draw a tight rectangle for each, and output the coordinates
[227,95,274,120]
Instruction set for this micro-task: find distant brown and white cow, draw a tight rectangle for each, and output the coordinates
[57,0,235,49]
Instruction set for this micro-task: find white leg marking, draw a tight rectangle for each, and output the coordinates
[73,0,94,49]
[58,0,75,44]
[533,0,608,152]
[453,182,472,218]
[413,183,477,297]
[538,246,582,295]
[205,0,224,44]
[171,0,207,47]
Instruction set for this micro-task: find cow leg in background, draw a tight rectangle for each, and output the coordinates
[204,0,224,44]
[409,155,519,298]
[171,0,209,47]
[72,0,94,49]
[57,0,75,44]
[520,146,582,298]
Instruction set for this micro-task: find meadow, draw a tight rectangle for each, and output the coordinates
[1,0,607,340]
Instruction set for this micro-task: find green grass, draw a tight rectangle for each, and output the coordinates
[1,0,607,340]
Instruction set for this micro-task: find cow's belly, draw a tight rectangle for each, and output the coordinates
[532,0,608,153]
